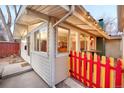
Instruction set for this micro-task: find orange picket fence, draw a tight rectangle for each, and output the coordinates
[68,51,124,88]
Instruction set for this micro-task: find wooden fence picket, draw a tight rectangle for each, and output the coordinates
[87,52,90,86]
[96,55,101,88]
[101,56,106,88]
[83,53,87,86]
[93,53,97,87]
[68,51,124,88]
[105,57,111,88]
[89,53,93,87]
[82,52,84,82]
[74,51,77,78]
[109,57,115,87]
[79,52,82,82]
[69,51,73,76]
[115,59,122,88]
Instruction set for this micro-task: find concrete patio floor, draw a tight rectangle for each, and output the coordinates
[0,71,49,88]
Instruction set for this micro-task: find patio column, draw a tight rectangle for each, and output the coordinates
[76,32,80,52]
[48,17,56,87]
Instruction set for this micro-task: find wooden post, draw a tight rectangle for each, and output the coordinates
[96,55,101,88]
[109,57,114,88]
[79,52,82,82]
[89,53,93,87]
[115,59,122,88]
[74,51,77,78]
[87,52,90,86]
[105,57,111,88]
[49,18,56,87]
[101,56,106,88]
[83,53,87,86]
[93,53,97,87]
[69,51,73,76]
[82,52,84,82]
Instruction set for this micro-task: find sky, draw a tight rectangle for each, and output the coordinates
[0,5,21,33]
[83,5,118,34]
[83,5,117,23]
[83,5,117,20]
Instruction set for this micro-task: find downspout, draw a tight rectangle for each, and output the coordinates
[53,5,75,27]
[51,5,75,88]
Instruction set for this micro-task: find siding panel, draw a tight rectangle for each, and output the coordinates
[31,52,51,86]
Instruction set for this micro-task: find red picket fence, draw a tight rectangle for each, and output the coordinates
[68,51,124,88]
[0,42,20,58]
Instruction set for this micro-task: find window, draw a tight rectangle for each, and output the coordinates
[34,31,39,51]
[34,28,47,52]
[90,36,95,50]
[57,27,69,53]
[70,31,76,51]
[80,34,87,51]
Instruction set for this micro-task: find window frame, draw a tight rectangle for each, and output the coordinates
[56,26,70,55]
[33,23,48,54]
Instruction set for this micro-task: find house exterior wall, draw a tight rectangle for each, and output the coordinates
[55,22,96,84]
[30,52,50,85]
[21,39,30,63]
[105,39,122,58]
[20,18,97,86]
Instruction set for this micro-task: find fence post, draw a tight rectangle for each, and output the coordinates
[69,51,73,76]
[74,51,77,78]
[89,53,93,88]
[101,56,106,88]
[82,52,84,83]
[93,53,97,87]
[115,59,122,88]
[96,55,101,88]
[87,52,90,86]
[83,53,87,86]
[79,52,82,82]
[105,57,110,88]
[110,57,114,88]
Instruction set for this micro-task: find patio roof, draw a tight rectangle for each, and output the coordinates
[13,5,110,39]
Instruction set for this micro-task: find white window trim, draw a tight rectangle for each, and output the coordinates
[56,26,70,57]
[33,22,49,55]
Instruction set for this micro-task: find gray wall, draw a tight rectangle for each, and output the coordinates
[105,39,122,58]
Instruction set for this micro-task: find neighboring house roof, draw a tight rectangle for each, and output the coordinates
[109,35,122,40]
[14,5,110,39]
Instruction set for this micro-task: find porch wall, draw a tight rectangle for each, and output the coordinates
[30,52,50,85]
[55,22,95,84]
[21,40,30,63]
[29,23,52,86]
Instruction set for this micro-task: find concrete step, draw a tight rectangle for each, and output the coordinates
[2,62,33,79]
[63,77,85,88]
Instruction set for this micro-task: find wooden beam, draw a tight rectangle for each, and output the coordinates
[26,8,49,21]
[73,6,110,39]
[60,5,109,39]
[16,23,28,28]
[0,8,14,41]
[64,21,99,36]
